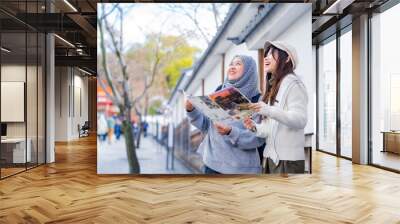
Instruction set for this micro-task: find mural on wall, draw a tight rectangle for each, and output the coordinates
[97,3,312,175]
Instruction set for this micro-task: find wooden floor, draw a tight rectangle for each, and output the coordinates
[1,135,400,223]
[1,163,45,178]
[1,167,26,178]
[373,151,400,171]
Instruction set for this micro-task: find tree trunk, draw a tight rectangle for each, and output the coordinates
[136,94,149,148]
[136,118,142,148]
[122,120,140,173]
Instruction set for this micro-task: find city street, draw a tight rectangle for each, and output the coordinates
[97,135,193,174]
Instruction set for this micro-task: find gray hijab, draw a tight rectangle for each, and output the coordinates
[223,55,260,99]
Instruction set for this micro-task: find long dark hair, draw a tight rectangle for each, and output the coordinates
[262,45,294,105]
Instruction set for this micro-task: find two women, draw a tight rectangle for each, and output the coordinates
[186,55,265,174]
[244,41,308,174]
[186,41,308,174]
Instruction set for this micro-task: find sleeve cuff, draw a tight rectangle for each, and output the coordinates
[227,126,240,145]
[254,123,265,138]
[260,104,272,117]
[187,107,200,118]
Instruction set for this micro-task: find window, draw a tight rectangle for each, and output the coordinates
[0,1,47,179]
[340,28,352,158]
[370,2,400,171]
[318,36,337,154]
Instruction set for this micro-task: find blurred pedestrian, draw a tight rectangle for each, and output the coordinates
[107,116,115,144]
[142,121,149,137]
[114,116,122,140]
[97,113,108,142]
[132,121,139,139]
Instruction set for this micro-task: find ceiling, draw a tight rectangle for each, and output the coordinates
[1,0,395,74]
[0,0,97,75]
[311,0,390,44]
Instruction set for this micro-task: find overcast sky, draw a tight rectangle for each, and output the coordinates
[98,3,231,51]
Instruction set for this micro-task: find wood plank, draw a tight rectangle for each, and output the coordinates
[0,135,399,223]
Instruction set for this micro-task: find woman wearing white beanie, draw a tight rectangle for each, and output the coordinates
[243,40,308,174]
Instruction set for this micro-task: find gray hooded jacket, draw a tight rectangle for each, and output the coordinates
[187,55,265,174]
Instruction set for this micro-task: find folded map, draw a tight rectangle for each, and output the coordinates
[188,86,253,121]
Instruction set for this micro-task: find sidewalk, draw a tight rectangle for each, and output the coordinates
[97,135,193,174]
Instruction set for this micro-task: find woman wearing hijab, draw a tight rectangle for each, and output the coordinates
[185,55,265,174]
[243,41,308,174]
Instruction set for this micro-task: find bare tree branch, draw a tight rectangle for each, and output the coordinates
[98,4,123,105]
[164,4,210,45]
[131,34,161,105]
[100,3,119,20]
[97,75,118,105]
[131,29,191,107]
[211,4,220,31]
[104,13,128,82]
[118,6,123,53]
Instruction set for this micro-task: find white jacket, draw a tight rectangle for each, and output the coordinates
[254,74,308,165]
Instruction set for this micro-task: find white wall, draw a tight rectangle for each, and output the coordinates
[275,8,314,135]
[193,87,202,97]
[1,65,40,138]
[72,73,89,137]
[312,45,317,149]
[171,94,185,127]
[54,67,89,141]
[46,32,55,163]
[204,62,222,95]
[1,65,26,81]
[55,66,68,141]
[178,94,185,124]
[1,63,47,162]
[1,65,26,131]
[1,65,26,140]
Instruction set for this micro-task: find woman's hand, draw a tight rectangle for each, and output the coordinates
[248,102,269,116]
[243,117,255,130]
[214,122,232,135]
[186,100,194,112]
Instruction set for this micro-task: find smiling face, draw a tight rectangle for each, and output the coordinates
[227,57,244,81]
[264,48,279,75]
